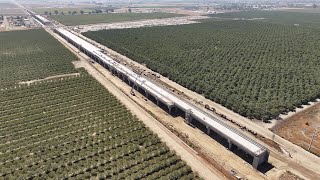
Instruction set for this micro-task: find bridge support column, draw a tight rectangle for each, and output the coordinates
[252,156,260,170]
[206,125,211,135]
[156,98,160,106]
[185,112,192,124]
[168,106,174,114]
[228,139,233,150]
[145,90,149,98]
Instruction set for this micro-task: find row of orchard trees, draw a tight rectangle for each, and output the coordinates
[0,74,199,179]
[0,29,76,88]
[84,19,320,120]
[43,9,115,16]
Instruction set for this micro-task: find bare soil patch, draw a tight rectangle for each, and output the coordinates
[279,171,304,180]
[76,16,208,33]
[275,103,320,156]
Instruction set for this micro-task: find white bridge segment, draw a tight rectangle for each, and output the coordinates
[57,28,174,106]
[93,51,174,106]
[57,28,99,52]
[34,15,50,24]
[55,27,267,157]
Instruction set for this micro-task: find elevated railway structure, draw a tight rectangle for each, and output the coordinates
[26,10,51,26]
[54,27,269,169]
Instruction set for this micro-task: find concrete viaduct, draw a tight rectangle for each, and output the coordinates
[55,27,269,169]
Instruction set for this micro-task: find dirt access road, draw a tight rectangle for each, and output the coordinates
[75,33,320,179]
[18,73,80,85]
[48,28,227,180]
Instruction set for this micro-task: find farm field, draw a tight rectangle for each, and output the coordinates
[0,73,199,179]
[50,13,185,26]
[83,20,320,120]
[275,103,320,156]
[209,11,320,27]
[0,2,17,8]
[277,8,320,14]
[32,7,93,15]
[0,29,76,87]
[0,2,25,15]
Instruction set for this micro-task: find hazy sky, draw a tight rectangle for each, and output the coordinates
[6,0,320,4]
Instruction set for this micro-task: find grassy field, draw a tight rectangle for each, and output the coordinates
[0,73,199,179]
[209,11,320,27]
[50,13,184,26]
[32,7,93,15]
[83,19,320,120]
[0,29,76,87]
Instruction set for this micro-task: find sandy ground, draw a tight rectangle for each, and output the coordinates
[117,7,209,16]
[275,103,320,157]
[1,16,10,31]
[74,16,208,33]
[74,33,320,180]
[48,28,226,180]
[0,16,34,32]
